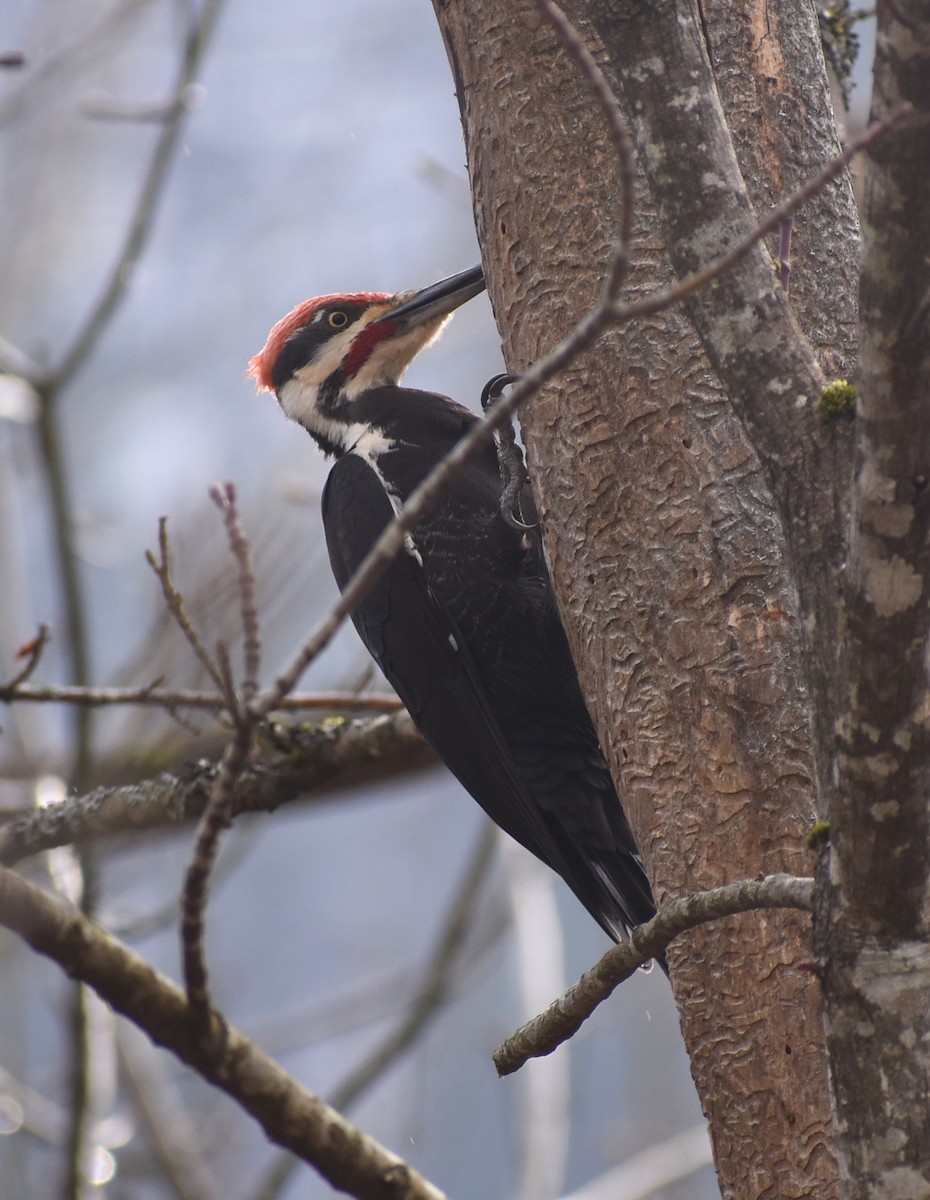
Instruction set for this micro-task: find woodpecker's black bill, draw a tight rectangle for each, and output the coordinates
[377,265,485,331]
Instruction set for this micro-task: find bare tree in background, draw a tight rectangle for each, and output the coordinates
[2,2,930,1200]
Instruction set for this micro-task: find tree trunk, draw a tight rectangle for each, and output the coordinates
[433,1,848,1195]
[816,6,930,1196]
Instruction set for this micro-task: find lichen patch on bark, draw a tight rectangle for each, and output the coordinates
[860,549,923,617]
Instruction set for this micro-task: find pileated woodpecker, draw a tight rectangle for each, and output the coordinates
[250,266,661,955]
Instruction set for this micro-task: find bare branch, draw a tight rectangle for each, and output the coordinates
[606,107,910,326]
[145,518,227,695]
[0,680,401,713]
[494,874,814,1076]
[181,725,252,1035]
[47,0,228,394]
[0,866,451,1200]
[180,485,268,1026]
[209,482,262,702]
[0,711,430,867]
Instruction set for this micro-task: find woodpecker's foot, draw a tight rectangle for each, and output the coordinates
[480,374,535,531]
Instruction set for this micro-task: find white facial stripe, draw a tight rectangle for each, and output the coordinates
[277,377,365,452]
[274,305,450,454]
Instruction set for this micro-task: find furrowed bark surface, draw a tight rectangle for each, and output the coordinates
[433,1,837,1195]
[700,0,860,379]
[819,5,930,1195]
[587,0,856,782]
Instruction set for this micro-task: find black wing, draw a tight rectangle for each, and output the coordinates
[322,451,586,868]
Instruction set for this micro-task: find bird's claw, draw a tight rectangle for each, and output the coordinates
[480,374,536,531]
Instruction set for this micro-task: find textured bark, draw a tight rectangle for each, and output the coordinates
[818,4,930,1195]
[700,0,860,379]
[586,0,855,781]
[432,1,842,1196]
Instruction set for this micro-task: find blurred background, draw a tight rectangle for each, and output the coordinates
[0,3,873,1198]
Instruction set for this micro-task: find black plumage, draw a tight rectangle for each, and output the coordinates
[323,389,658,941]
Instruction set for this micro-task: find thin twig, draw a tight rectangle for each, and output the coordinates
[180,489,262,1032]
[604,104,912,327]
[0,680,402,713]
[180,729,251,1037]
[209,483,262,702]
[5,624,51,687]
[48,0,228,393]
[494,874,814,1076]
[145,519,227,695]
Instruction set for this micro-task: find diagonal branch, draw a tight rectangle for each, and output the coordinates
[494,874,814,1075]
[209,482,262,702]
[0,865,450,1200]
[47,0,228,395]
[146,518,228,695]
[180,485,264,1028]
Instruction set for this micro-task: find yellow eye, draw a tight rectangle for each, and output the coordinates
[328,310,349,329]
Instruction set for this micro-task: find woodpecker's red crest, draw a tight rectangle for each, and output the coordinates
[248,292,392,392]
